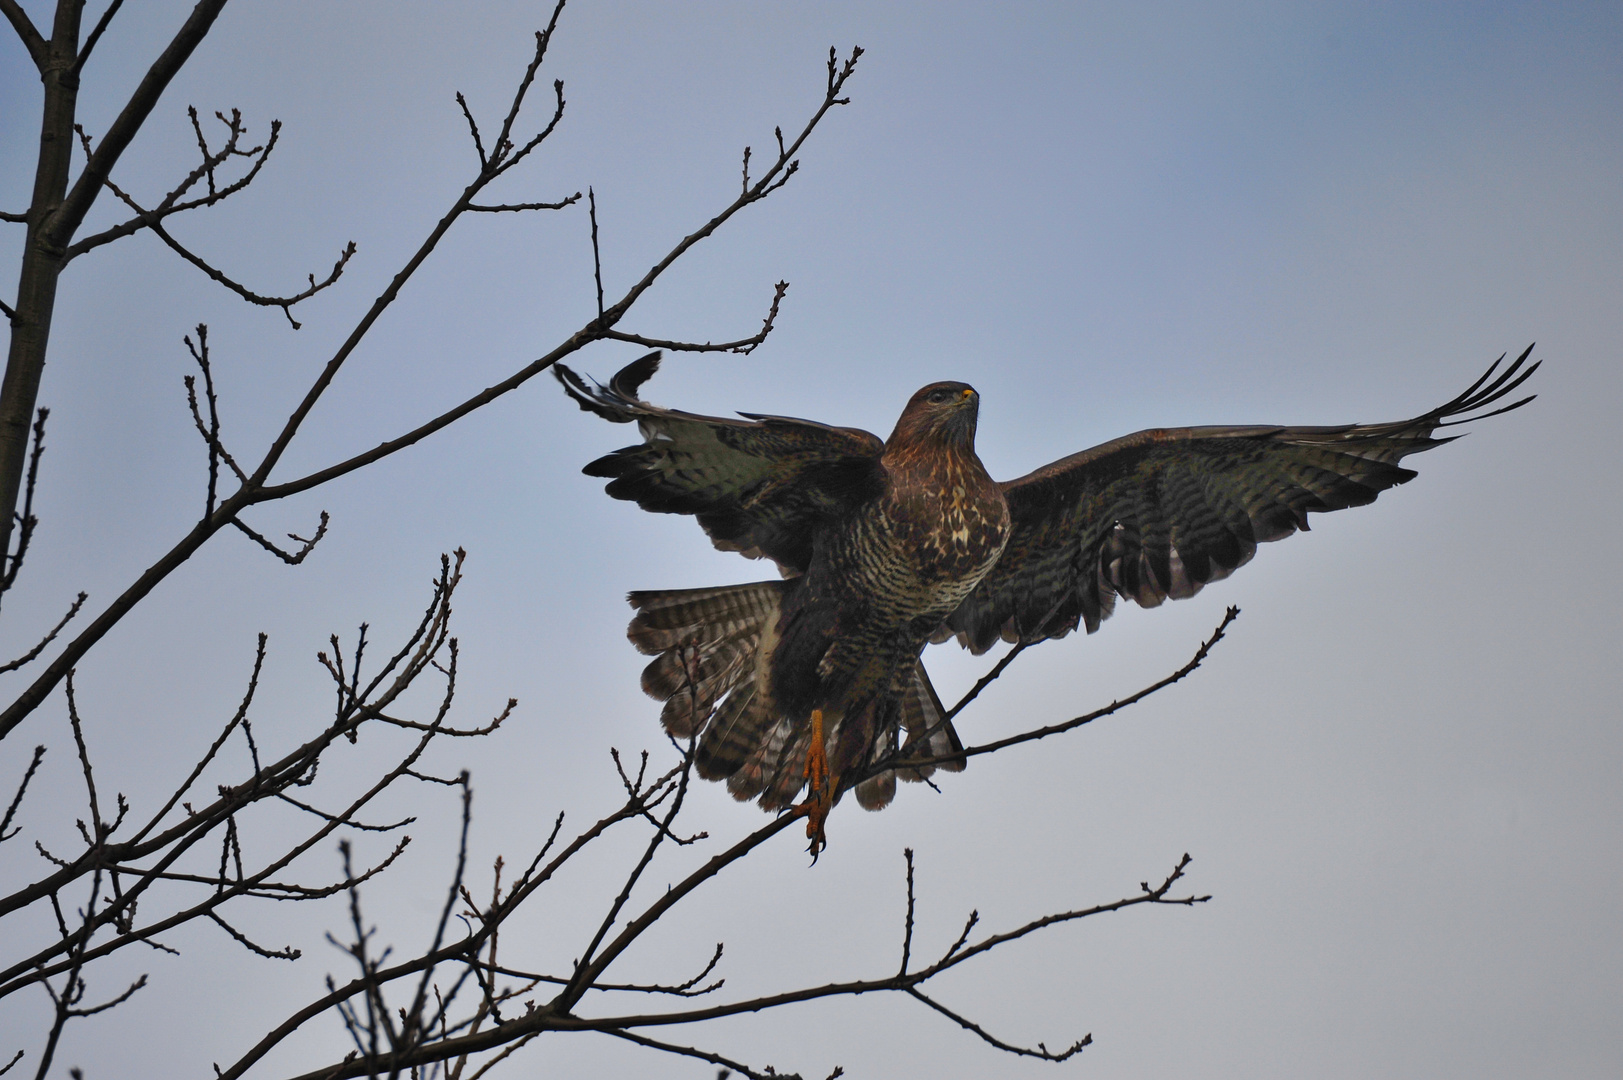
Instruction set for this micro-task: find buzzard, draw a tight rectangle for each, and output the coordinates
[556,347,1536,852]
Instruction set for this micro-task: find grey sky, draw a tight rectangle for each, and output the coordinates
[2,2,1619,1077]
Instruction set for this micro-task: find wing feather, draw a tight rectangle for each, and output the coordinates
[945,347,1538,653]
[556,353,885,574]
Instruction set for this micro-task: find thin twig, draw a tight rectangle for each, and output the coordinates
[879,607,1239,779]
[0,593,88,674]
[603,280,790,355]
[898,848,916,976]
[0,0,45,69]
[208,911,300,960]
[65,110,285,261]
[467,193,581,213]
[231,511,329,564]
[71,0,127,75]
[0,745,45,842]
[601,1027,821,1080]
[2,408,51,598]
[455,92,488,166]
[75,123,353,328]
[906,987,1089,1061]
[588,187,604,323]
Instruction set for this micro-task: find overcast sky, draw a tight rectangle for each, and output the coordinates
[2,2,1620,1078]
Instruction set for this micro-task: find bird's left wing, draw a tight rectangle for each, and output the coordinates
[556,353,886,575]
[942,347,1538,654]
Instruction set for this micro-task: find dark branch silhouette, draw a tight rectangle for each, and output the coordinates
[0,7,1221,1078]
[1,408,51,601]
[64,108,285,262]
[0,21,862,742]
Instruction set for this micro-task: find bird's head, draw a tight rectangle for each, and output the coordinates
[889,381,980,451]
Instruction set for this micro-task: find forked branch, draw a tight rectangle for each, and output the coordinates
[65,108,284,261]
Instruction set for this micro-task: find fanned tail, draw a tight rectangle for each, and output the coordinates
[630,585,965,815]
[628,582,789,789]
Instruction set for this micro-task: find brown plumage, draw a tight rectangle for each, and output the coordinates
[556,346,1537,845]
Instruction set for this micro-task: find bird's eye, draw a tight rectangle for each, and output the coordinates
[928,389,951,404]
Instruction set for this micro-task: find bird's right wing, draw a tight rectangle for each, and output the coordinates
[556,353,887,575]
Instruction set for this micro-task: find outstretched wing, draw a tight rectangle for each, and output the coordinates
[943,347,1538,653]
[556,353,886,575]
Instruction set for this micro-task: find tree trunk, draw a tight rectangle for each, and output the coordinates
[0,0,82,567]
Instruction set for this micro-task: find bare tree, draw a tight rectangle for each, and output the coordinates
[0,4,1220,1077]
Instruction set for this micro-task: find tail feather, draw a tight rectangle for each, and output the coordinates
[629,580,786,756]
[854,661,966,811]
[897,660,965,777]
[629,583,782,654]
[698,679,771,781]
[854,719,899,810]
[727,714,804,809]
[628,582,964,816]
[644,637,755,737]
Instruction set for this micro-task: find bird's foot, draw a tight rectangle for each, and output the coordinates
[796,708,832,859]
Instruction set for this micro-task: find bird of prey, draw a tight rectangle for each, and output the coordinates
[556,347,1536,852]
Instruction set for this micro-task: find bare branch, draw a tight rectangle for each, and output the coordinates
[71,0,128,76]
[611,747,706,846]
[913,856,1211,982]
[64,674,107,844]
[467,193,581,213]
[0,745,44,842]
[67,973,149,1018]
[485,953,727,997]
[945,641,1027,722]
[937,909,979,966]
[953,606,1237,763]
[906,987,1089,1062]
[1,408,51,599]
[0,592,87,674]
[589,187,604,323]
[216,802,662,1078]
[108,835,409,901]
[0,558,474,994]
[129,634,266,846]
[274,790,414,833]
[70,122,353,327]
[587,47,862,335]
[601,1027,824,1080]
[455,91,488,167]
[0,0,45,70]
[66,110,285,261]
[183,325,248,516]
[47,0,233,253]
[366,696,516,738]
[880,607,1239,780]
[603,280,790,355]
[2,704,452,994]
[230,511,329,565]
[898,847,916,976]
[208,911,300,960]
[201,38,858,515]
[145,214,348,327]
[487,9,569,174]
